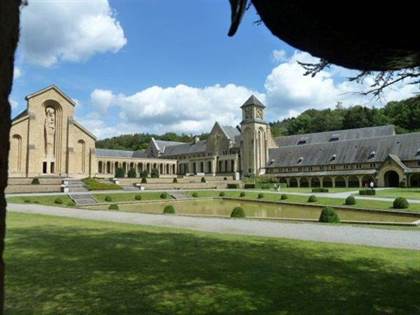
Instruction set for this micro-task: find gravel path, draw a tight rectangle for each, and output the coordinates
[8,203,420,250]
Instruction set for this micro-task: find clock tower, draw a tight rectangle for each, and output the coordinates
[240,95,274,176]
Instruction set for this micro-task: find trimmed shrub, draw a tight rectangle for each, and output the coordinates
[66,201,75,207]
[192,192,198,198]
[163,205,176,214]
[261,184,271,190]
[115,167,125,178]
[280,194,288,200]
[319,207,340,223]
[140,170,148,178]
[307,195,317,202]
[104,195,112,202]
[135,194,142,200]
[201,177,206,183]
[54,198,63,204]
[141,177,147,184]
[345,195,356,205]
[393,197,409,209]
[359,189,376,195]
[108,204,119,210]
[173,177,178,183]
[227,183,239,189]
[399,181,407,188]
[160,192,169,199]
[230,207,246,218]
[240,191,246,197]
[31,178,40,185]
[312,188,328,193]
[127,168,137,178]
[244,183,256,189]
[24,199,31,203]
[33,200,40,204]
[257,193,264,199]
[219,192,225,197]
[151,168,160,178]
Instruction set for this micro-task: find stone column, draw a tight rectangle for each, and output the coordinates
[357,175,363,188]
[296,177,301,188]
[332,177,336,188]
[319,177,324,188]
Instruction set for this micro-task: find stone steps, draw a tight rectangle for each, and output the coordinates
[69,193,97,206]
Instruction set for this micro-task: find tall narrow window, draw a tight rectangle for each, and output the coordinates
[43,162,47,174]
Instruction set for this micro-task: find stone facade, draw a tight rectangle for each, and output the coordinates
[8,86,420,187]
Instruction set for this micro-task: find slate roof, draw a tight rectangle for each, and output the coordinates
[268,131,420,167]
[96,148,147,158]
[12,109,28,122]
[153,139,185,153]
[161,140,208,156]
[220,125,240,140]
[241,95,265,108]
[275,125,396,147]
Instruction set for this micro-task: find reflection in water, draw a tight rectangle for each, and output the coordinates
[90,199,416,223]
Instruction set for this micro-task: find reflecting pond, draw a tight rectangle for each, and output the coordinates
[86,199,418,223]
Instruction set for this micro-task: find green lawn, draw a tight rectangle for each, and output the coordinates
[187,190,420,212]
[375,188,420,200]
[5,212,420,315]
[94,192,172,203]
[83,178,122,191]
[6,195,74,207]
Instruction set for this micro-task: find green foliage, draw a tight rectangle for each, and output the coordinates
[24,199,31,203]
[227,183,239,189]
[108,204,119,210]
[260,184,271,190]
[115,167,125,178]
[230,207,246,218]
[127,168,137,178]
[31,178,40,185]
[240,192,246,197]
[192,192,198,198]
[308,195,317,202]
[359,189,376,195]
[345,195,356,205]
[393,197,409,209]
[160,192,169,199]
[257,193,264,199]
[54,198,63,205]
[399,181,407,188]
[141,177,147,184]
[312,188,329,193]
[134,194,142,200]
[82,178,122,191]
[163,205,176,214]
[244,183,256,189]
[66,201,76,207]
[280,194,288,200]
[319,207,340,223]
[104,196,112,202]
[173,177,178,183]
[219,192,225,197]
[150,168,159,178]
[140,170,148,178]
[201,177,206,183]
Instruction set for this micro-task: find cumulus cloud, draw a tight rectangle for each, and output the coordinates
[20,0,127,66]
[272,49,287,63]
[91,89,114,113]
[13,67,22,80]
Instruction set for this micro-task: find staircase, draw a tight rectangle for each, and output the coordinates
[170,191,190,200]
[69,193,97,206]
[65,179,89,193]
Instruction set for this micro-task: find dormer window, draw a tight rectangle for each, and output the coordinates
[330,154,337,162]
[329,134,340,142]
[368,151,376,159]
[297,157,304,164]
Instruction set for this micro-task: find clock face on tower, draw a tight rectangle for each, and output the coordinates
[256,108,263,119]
[245,108,253,120]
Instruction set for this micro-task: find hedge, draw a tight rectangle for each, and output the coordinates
[127,168,137,178]
[54,198,63,204]
[227,183,239,189]
[312,188,328,193]
[163,205,176,214]
[115,167,125,178]
[345,195,356,205]
[359,189,376,195]
[230,207,245,218]
[257,193,264,199]
[319,207,340,223]
[307,195,317,202]
[108,204,119,210]
[244,183,255,189]
[280,194,288,200]
[393,197,409,209]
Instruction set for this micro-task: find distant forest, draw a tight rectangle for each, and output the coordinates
[96,95,419,150]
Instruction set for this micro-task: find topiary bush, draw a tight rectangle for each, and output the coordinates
[319,207,340,223]
[192,192,198,198]
[173,177,178,183]
[31,178,40,185]
[359,189,376,195]
[307,195,317,202]
[393,197,409,209]
[280,194,288,200]
[140,170,148,178]
[135,194,142,200]
[141,177,147,184]
[160,192,169,199]
[230,207,246,218]
[312,188,328,193]
[109,204,119,210]
[127,168,137,178]
[201,177,206,183]
[104,195,112,202]
[260,184,271,190]
[244,183,256,189]
[24,199,31,203]
[345,195,356,205]
[240,191,246,197]
[151,168,160,178]
[115,167,125,178]
[163,205,176,214]
[54,198,63,204]
[227,183,239,189]
[219,191,225,197]
[257,193,264,199]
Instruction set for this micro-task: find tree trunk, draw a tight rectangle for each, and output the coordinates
[0,0,21,313]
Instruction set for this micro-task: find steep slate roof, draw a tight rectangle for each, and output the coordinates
[268,132,420,167]
[153,139,185,153]
[275,125,395,147]
[241,95,265,108]
[161,140,208,156]
[220,125,240,140]
[12,109,28,122]
[96,148,147,158]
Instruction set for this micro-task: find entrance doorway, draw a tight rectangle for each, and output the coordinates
[384,170,400,187]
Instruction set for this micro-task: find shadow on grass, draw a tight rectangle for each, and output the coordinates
[5,218,420,315]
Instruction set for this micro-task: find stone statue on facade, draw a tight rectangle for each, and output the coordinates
[44,107,55,158]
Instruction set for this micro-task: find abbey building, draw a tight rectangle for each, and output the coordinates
[9,85,420,187]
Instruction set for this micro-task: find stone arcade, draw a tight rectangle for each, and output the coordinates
[9,85,420,187]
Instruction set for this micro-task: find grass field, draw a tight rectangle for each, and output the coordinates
[5,212,420,315]
[83,178,122,190]
[94,192,172,203]
[374,188,420,200]
[6,195,74,207]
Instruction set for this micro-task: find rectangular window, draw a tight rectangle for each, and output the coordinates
[50,162,55,174]
[42,162,47,174]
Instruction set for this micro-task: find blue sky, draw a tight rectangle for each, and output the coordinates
[11,0,416,139]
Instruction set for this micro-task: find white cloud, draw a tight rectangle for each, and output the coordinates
[272,49,287,63]
[91,89,114,113]
[9,99,18,110]
[13,67,22,80]
[20,0,127,67]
